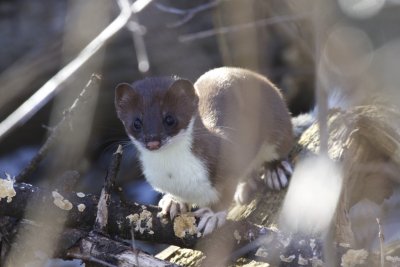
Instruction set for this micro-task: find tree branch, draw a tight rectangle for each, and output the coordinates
[95,145,123,232]
[15,74,101,183]
[0,0,152,143]
[154,0,221,28]
[0,182,269,250]
[179,13,309,42]
[4,102,400,266]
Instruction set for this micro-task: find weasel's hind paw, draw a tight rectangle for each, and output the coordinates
[158,194,189,220]
[262,160,293,190]
[194,208,227,236]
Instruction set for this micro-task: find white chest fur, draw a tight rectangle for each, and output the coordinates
[130,120,220,207]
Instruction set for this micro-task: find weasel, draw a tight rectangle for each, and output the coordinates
[115,67,294,234]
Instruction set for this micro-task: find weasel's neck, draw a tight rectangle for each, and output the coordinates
[133,115,220,206]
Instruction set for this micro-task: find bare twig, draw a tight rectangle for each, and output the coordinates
[15,74,101,183]
[0,41,63,111]
[131,225,139,266]
[178,13,309,42]
[0,0,152,143]
[70,231,181,267]
[95,145,123,232]
[154,0,222,28]
[377,218,385,267]
[313,3,329,155]
[127,16,150,73]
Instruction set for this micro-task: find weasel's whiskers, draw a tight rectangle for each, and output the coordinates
[101,138,132,154]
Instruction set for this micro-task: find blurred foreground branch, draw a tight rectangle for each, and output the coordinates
[179,13,309,43]
[162,104,400,266]
[0,0,152,143]
[154,0,221,28]
[15,74,101,183]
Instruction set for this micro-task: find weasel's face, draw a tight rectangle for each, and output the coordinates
[115,77,198,151]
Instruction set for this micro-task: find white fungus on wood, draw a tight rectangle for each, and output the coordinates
[76,192,85,198]
[280,255,296,263]
[52,191,73,210]
[341,249,368,267]
[126,210,153,234]
[298,254,308,265]
[311,257,324,266]
[0,175,16,203]
[77,204,86,212]
[233,230,242,244]
[386,255,400,263]
[255,247,269,258]
[310,238,316,251]
[173,214,197,238]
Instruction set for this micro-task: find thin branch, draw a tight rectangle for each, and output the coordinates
[178,13,309,42]
[95,145,123,232]
[377,218,385,267]
[127,16,150,73]
[130,225,139,266]
[154,0,222,28]
[0,0,152,143]
[15,74,101,183]
[0,40,63,111]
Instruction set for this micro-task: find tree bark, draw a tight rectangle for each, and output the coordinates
[2,105,400,266]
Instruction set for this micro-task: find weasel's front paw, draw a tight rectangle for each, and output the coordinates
[194,208,227,236]
[158,194,190,220]
[263,160,293,190]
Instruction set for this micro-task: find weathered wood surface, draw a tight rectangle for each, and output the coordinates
[2,104,400,266]
[160,104,400,266]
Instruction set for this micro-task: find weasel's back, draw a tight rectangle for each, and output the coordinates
[194,67,293,158]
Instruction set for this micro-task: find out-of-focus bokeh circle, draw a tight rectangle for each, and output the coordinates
[322,24,373,77]
[339,0,385,19]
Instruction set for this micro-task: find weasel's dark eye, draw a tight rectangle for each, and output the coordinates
[164,115,176,127]
[132,118,143,131]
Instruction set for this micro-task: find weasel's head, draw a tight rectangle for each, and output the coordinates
[115,77,198,152]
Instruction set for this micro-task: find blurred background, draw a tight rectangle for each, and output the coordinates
[1,0,400,236]
[3,0,400,265]
[0,0,317,201]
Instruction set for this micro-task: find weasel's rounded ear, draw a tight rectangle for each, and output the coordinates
[168,79,199,106]
[115,83,136,118]
[115,83,133,104]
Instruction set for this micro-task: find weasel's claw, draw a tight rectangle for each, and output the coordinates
[158,194,189,220]
[263,160,293,191]
[281,160,293,174]
[194,208,227,236]
[234,160,293,205]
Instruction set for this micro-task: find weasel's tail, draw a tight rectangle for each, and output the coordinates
[291,88,348,139]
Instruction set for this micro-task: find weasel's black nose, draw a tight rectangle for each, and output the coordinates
[146,141,161,150]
